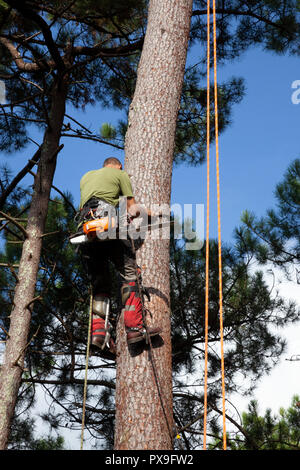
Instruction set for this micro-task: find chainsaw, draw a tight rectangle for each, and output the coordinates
[69,217,174,245]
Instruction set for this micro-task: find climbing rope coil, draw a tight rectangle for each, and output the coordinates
[80,0,226,451]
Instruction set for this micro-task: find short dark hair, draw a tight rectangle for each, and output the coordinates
[103,157,122,167]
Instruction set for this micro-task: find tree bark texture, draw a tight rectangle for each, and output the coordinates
[114,0,193,450]
[0,79,68,449]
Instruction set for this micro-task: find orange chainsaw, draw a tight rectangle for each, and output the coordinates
[83,216,116,238]
[69,217,173,245]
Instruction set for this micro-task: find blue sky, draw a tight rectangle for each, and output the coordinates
[1,45,299,246]
[171,45,299,243]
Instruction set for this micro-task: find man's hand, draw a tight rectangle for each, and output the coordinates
[127,197,140,218]
[127,197,170,224]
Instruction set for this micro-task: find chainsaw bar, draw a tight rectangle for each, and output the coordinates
[69,220,175,245]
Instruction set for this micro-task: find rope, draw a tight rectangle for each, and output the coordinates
[212,0,227,449]
[80,290,93,450]
[203,0,227,450]
[203,0,211,451]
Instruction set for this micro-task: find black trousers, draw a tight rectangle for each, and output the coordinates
[79,238,137,296]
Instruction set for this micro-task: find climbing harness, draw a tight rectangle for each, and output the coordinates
[203,0,227,451]
[71,198,118,244]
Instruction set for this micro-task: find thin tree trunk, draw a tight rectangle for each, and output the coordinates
[0,79,68,449]
[114,0,193,450]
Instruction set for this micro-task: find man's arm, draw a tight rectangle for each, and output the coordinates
[120,173,156,219]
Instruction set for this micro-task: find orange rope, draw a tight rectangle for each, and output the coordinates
[203,0,227,450]
[212,0,227,450]
[203,0,210,451]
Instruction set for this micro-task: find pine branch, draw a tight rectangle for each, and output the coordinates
[0,146,42,210]
[5,0,66,73]
[27,168,76,213]
[21,377,115,388]
[0,91,43,109]
[0,262,19,268]
[0,210,28,238]
[60,132,124,150]
[13,325,41,369]
[71,37,144,58]
[174,391,259,450]
[0,36,41,72]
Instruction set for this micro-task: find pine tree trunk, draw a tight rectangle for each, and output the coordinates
[114,0,193,450]
[0,79,68,449]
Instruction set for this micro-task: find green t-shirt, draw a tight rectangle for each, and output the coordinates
[80,167,134,208]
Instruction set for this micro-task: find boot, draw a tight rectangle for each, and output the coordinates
[126,325,162,344]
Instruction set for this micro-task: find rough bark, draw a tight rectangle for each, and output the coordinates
[114,0,193,450]
[0,79,68,449]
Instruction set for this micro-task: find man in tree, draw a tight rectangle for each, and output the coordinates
[77,157,161,357]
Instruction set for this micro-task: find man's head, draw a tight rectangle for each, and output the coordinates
[103,157,122,170]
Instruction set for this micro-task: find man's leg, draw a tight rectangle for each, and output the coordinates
[108,239,161,344]
[80,242,115,355]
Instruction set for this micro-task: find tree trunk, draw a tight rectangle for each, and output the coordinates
[114,0,193,450]
[0,79,68,449]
